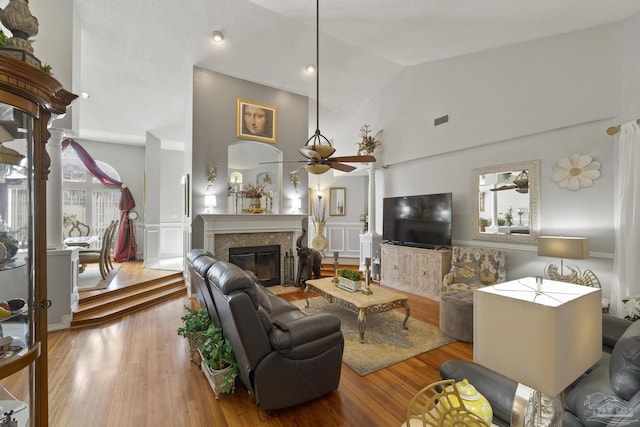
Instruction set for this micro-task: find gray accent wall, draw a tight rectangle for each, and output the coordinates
[191,68,309,248]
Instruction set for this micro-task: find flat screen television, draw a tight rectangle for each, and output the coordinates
[382,193,452,249]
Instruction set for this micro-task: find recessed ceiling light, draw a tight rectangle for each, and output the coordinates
[80,92,91,99]
[305,64,315,73]
[211,31,224,43]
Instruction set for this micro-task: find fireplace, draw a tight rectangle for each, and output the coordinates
[199,214,306,289]
[229,245,281,286]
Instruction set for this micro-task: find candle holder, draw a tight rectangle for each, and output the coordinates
[362,257,373,295]
[517,208,524,226]
[333,251,339,283]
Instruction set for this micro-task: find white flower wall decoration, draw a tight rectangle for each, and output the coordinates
[551,154,601,191]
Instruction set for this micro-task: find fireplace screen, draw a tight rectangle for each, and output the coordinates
[229,245,281,286]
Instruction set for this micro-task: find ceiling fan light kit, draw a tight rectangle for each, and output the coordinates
[299,0,374,175]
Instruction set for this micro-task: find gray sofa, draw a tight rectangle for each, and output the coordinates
[440,314,640,427]
[186,250,344,411]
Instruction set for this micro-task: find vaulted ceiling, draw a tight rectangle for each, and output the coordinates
[71,0,640,144]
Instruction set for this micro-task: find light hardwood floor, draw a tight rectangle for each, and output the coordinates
[43,267,472,426]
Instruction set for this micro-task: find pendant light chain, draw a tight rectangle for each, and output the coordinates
[315,0,320,137]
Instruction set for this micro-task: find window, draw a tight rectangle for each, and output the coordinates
[62,148,121,239]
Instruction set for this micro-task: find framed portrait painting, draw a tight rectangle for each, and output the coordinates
[237,98,277,143]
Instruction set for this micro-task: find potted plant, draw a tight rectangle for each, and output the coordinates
[177,306,210,362]
[198,325,239,398]
[337,269,362,292]
[356,124,382,156]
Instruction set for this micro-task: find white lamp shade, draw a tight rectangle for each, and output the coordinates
[474,278,601,397]
[204,194,217,208]
[292,198,302,210]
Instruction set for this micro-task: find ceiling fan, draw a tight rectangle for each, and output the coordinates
[489,170,529,194]
[263,0,376,175]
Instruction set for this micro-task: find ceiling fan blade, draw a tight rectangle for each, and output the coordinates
[490,185,517,192]
[329,162,357,173]
[300,147,322,160]
[259,160,307,165]
[331,155,376,163]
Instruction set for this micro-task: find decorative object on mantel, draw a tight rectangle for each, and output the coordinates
[241,183,267,213]
[551,154,600,191]
[356,124,383,156]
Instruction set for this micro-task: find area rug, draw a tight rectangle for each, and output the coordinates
[77,263,121,291]
[292,297,456,376]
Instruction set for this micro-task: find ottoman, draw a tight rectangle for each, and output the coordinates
[439,290,474,342]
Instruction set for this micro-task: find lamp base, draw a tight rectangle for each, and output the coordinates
[544,261,581,284]
[511,384,563,427]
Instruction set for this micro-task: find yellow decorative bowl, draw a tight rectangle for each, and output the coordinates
[441,379,493,425]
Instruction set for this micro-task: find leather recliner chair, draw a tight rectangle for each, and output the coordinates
[206,260,344,411]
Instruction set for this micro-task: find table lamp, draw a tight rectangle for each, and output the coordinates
[537,236,588,283]
[474,277,601,427]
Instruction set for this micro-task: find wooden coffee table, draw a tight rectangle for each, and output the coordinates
[304,277,410,342]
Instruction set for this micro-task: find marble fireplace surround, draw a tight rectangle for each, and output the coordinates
[200,214,307,285]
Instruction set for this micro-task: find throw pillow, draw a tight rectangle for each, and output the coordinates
[451,262,480,285]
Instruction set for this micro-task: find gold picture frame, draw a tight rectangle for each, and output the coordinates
[237,98,277,143]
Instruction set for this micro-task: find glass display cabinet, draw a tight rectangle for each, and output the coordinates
[0,55,76,426]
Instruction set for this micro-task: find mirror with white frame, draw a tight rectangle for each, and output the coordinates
[472,159,540,244]
[228,141,282,213]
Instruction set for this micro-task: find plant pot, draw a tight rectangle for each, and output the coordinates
[337,277,362,292]
[187,332,206,363]
[198,349,235,399]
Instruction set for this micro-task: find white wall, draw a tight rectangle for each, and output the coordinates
[318,19,639,300]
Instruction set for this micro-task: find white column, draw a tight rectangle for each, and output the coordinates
[360,163,382,271]
[46,129,65,249]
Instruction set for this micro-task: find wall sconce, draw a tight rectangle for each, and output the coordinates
[289,170,300,192]
[207,166,217,184]
[256,172,272,185]
[204,165,217,213]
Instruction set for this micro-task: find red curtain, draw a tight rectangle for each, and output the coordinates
[61,139,137,262]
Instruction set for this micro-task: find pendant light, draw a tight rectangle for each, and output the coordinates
[303,0,335,175]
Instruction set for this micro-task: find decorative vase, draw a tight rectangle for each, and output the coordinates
[249,197,261,212]
[311,221,328,253]
[442,379,493,425]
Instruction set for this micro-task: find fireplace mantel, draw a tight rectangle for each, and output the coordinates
[200,213,307,253]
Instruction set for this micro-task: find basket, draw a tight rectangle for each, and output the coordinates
[198,349,235,399]
[187,332,206,363]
